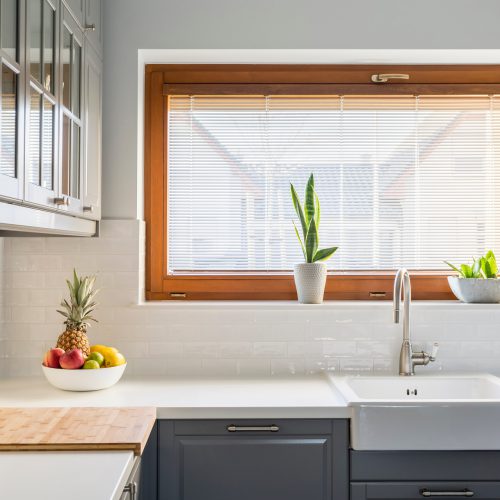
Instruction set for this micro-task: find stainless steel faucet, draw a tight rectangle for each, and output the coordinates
[393,268,439,376]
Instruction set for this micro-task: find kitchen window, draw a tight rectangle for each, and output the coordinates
[145,65,500,300]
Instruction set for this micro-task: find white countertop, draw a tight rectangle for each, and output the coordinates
[0,375,351,419]
[0,451,134,500]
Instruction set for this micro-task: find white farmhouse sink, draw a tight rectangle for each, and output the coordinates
[331,374,500,451]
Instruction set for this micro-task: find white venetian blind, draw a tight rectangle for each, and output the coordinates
[167,94,500,273]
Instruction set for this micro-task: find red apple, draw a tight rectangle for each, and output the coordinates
[59,348,85,369]
[43,348,65,368]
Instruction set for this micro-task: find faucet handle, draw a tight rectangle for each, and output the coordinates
[429,342,439,362]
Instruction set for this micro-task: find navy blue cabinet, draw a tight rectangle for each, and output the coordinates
[158,419,349,500]
[351,451,500,500]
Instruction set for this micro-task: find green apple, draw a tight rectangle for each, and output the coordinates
[87,351,104,367]
[83,359,100,369]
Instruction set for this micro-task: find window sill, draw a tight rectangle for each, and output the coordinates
[132,299,499,310]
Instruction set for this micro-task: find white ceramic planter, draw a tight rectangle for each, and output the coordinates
[293,262,327,304]
[448,276,500,303]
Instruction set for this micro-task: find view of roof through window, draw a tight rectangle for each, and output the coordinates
[167,95,500,273]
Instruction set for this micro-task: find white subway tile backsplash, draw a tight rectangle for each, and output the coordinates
[3,220,500,378]
[149,342,183,358]
[271,359,306,376]
[237,359,271,376]
[253,342,287,358]
[201,359,238,376]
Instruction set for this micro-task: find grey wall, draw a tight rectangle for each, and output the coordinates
[102,0,500,219]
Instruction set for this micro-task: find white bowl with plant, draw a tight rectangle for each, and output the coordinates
[290,174,338,304]
[445,251,500,303]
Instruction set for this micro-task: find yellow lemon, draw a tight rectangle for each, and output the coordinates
[104,352,126,368]
[106,346,119,354]
[90,345,108,354]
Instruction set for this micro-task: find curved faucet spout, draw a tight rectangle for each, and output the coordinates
[393,268,437,376]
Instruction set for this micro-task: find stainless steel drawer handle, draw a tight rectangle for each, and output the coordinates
[421,490,474,497]
[53,197,69,206]
[227,425,279,432]
[123,481,137,499]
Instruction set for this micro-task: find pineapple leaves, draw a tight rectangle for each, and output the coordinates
[290,174,338,264]
[445,251,498,279]
[59,269,99,329]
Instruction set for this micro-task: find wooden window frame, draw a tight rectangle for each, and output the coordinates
[144,64,500,301]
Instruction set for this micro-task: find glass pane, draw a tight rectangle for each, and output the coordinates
[1,0,17,61]
[71,122,80,197]
[1,64,17,178]
[71,40,81,117]
[29,0,42,81]
[62,27,71,109]
[61,114,70,196]
[41,97,53,189]
[28,88,41,186]
[42,1,54,93]
[167,95,500,273]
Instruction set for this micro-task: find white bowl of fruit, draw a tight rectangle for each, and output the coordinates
[42,345,127,392]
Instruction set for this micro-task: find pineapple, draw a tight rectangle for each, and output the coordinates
[56,269,99,356]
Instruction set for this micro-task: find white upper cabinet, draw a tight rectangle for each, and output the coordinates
[0,0,102,235]
[82,41,101,220]
[63,0,84,26]
[84,0,102,58]
[0,0,23,201]
[24,0,59,209]
[57,6,84,215]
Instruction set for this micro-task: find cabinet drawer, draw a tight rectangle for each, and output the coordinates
[352,482,500,500]
[351,451,500,481]
[174,419,333,436]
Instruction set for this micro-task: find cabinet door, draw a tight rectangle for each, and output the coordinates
[0,0,23,200]
[25,0,58,208]
[351,482,500,500]
[64,0,84,27]
[85,0,102,57]
[58,6,84,214]
[82,41,101,219]
[159,420,345,500]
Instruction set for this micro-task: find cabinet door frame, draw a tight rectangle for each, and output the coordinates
[58,5,84,215]
[62,0,84,28]
[24,0,59,209]
[81,40,101,220]
[85,0,102,57]
[0,0,25,201]
[158,419,349,500]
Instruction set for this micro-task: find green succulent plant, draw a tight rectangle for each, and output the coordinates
[290,173,338,264]
[445,250,498,279]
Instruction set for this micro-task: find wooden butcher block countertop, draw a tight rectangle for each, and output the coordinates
[0,407,156,455]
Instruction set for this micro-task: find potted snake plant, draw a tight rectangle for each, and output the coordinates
[290,174,338,304]
[445,250,500,303]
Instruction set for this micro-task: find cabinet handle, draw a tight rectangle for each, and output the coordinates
[123,481,137,499]
[53,197,68,206]
[84,23,96,32]
[227,425,279,433]
[83,205,94,213]
[421,490,474,497]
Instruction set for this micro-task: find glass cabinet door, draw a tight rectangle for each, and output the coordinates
[25,0,57,207]
[0,0,22,200]
[59,8,83,213]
